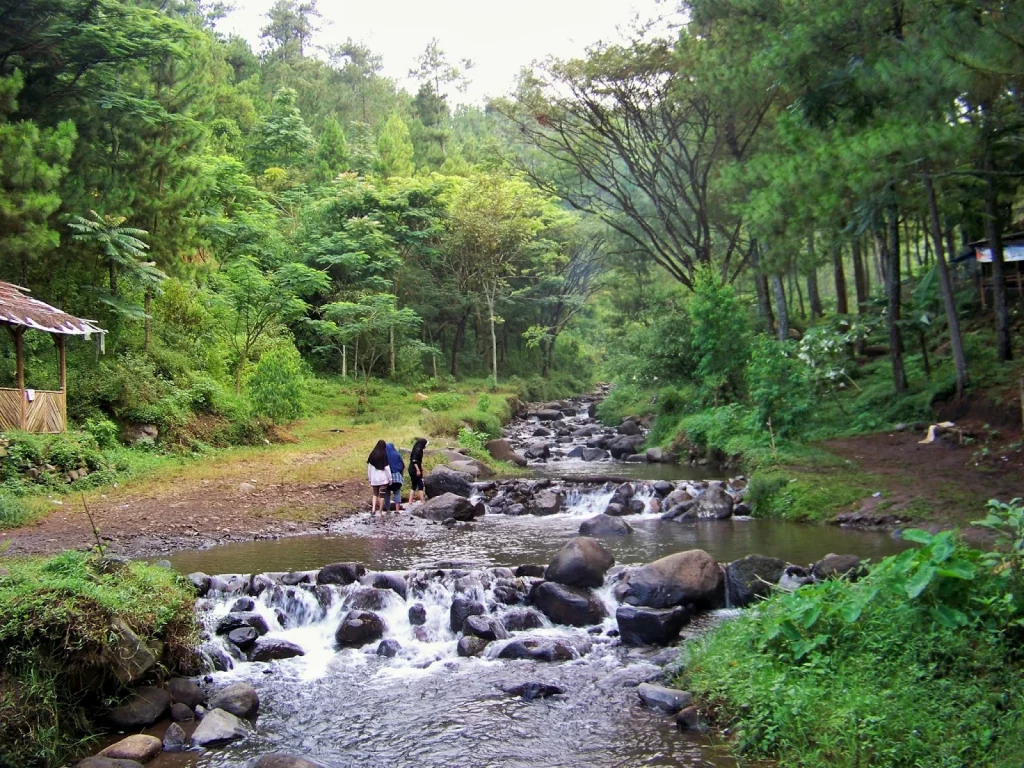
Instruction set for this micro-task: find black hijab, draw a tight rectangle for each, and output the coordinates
[410,438,428,466]
[368,440,389,470]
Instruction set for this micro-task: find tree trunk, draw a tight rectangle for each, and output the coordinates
[450,308,469,377]
[752,242,775,333]
[342,344,347,378]
[389,327,395,376]
[793,265,806,319]
[109,261,118,297]
[771,274,789,341]
[144,290,151,350]
[832,245,849,315]
[807,233,823,318]
[485,289,498,388]
[884,201,907,393]
[852,238,867,314]
[984,176,1013,361]
[924,175,969,398]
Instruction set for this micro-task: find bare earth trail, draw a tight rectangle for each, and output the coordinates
[0,425,379,559]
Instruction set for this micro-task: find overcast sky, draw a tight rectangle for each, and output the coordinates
[217,0,673,104]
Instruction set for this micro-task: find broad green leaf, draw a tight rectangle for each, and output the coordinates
[901,529,934,546]
[906,565,936,599]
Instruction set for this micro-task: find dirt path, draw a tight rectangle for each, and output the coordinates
[824,418,1024,531]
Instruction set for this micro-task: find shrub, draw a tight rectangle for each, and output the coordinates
[248,346,307,423]
[687,269,751,403]
[424,392,467,412]
[422,413,461,438]
[746,337,814,439]
[82,418,119,449]
[457,427,488,453]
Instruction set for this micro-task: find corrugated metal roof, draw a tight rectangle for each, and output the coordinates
[0,281,105,336]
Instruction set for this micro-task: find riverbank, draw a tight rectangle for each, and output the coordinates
[0,381,524,558]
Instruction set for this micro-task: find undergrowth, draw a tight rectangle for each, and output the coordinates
[0,552,199,767]
[682,501,1024,768]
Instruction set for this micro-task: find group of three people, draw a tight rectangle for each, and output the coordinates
[366,438,428,515]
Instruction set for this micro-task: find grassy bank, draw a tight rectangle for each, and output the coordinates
[0,552,199,767]
[680,501,1024,767]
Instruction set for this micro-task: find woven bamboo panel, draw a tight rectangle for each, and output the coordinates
[0,388,21,431]
[25,391,65,433]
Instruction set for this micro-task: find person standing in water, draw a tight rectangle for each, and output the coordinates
[367,440,390,516]
[384,442,405,513]
[408,438,428,504]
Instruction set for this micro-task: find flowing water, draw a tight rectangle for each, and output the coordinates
[158,488,907,768]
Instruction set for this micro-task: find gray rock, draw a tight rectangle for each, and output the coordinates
[228,626,259,650]
[523,441,552,460]
[693,485,734,519]
[604,502,626,517]
[581,447,609,461]
[100,620,156,685]
[413,492,482,521]
[530,581,607,627]
[215,612,270,636]
[492,584,521,604]
[545,537,615,588]
[675,705,708,733]
[191,708,250,746]
[622,550,726,610]
[75,759,145,768]
[408,603,427,625]
[486,439,528,467]
[317,562,366,585]
[500,682,566,700]
[625,453,648,463]
[335,610,386,648]
[501,609,546,631]
[230,596,256,612]
[726,554,786,607]
[637,683,693,714]
[608,434,644,459]
[652,481,674,497]
[107,686,170,729]
[515,564,546,578]
[579,514,632,536]
[170,702,194,722]
[364,572,408,599]
[424,465,474,498]
[617,420,641,436]
[529,489,564,515]
[610,482,635,505]
[450,597,486,633]
[457,635,490,657]
[167,677,204,708]
[252,755,328,768]
[208,681,260,718]
[189,572,212,596]
[99,735,162,763]
[463,614,510,641]
[812,553,864,581]
[162,722,189,752]
[343,587,393,612]
[377,639,402,657]
[494,637,578,662]
[616,605,690,646]
[535,409,563,421]
[250,637,305,662]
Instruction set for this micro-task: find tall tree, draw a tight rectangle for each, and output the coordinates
[375,113,414,178]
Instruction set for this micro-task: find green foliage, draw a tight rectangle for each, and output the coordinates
[684,520,1024,767]
[746,337,814,438]
[248,345,307,423]
[457,427,488,453]
[375,113,415,178]
[687,270,750,403]
[745,468,872,522]
[0,553,198,767]
[424,392,467,411]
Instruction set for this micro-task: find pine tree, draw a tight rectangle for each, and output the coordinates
[248,88,314,173]
[375,113,414,178]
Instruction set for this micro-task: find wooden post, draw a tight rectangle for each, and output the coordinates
[56,334,66,391]
[1020,376,1024,433]
[14,326,25,430]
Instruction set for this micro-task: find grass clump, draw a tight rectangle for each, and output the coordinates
[0,552,199,767]
[682,501,1024,768]
[746,466,874,522]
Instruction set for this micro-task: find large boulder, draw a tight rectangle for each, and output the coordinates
[252,755,327,768]
[486,439,528,467]
[617,420,641,436]
[424,465,473,499]
[191,708,250,747]
[608,434,644,459]
[530,581,607,627]
[579,514,633,537]
[637,683,693,714]
[342,587,393,612]
[692,485,735,519]
[581,447,609,461]
[535,409,563,421]
[529,489,564,516]
[501,609,546,632]
[622,550,726,610]
[523,442,552,460]
[250,638,305,662]
[100,619,157,685]
[450,596,486,632]
[495,637,578,662]
[616,605,690,646]
[336,611,386,648]
[107,686,170,729]
[99,735,162,763]
[208,681,260,719]
[363,572,408,600]
[457,636,490,657]
[812,553,865,581]
[408,603,427,625]
[545,537,615,588]
[726,554,786,607]
[376,639,402,658]
[316,562,366,585]
[413,492,482,522]
[76,759,144,768]
[228,626,258,650]
[162,722,190,753]
[167,677,204,709]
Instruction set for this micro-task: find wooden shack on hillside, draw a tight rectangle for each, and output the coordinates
[0,281,104,433]
[969,231,1024,308]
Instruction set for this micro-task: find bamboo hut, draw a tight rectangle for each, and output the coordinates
[0,281,104,433]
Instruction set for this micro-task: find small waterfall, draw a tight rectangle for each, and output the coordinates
[562,488,615,517]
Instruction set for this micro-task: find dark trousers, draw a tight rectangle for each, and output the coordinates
[384,483,403,511]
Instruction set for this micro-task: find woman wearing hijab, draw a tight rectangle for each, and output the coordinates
[367,440,390,516]
[408,438,428,504]
[384,442,405,513]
